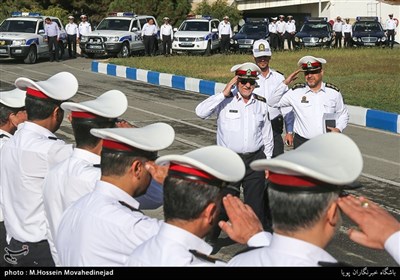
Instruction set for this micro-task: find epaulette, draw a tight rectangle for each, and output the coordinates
[0,134,10,139]
[118,201,143,214]
[189,249,223,264]
[48,136,59,140]
[93,164,101,168]
[275,70,285,76]
[253,94,266,103]
[233,246,264,257]
[318,261,352,267]
[291,83,306,90]
[325,83,340,92]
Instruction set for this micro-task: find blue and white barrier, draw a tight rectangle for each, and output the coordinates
[92,61,400,134]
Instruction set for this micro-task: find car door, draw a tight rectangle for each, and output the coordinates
[130,19,142,52]
[211,20,220,49]
[37,21,49,55]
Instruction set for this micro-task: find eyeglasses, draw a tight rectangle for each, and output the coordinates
[304,69,321,76]
[239,79,256,86]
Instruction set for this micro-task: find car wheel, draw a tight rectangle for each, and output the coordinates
[24,46,37,64]
[117,43,129,58]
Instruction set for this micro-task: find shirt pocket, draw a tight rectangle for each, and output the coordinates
[224,111,241,132]
[323,100,336,113]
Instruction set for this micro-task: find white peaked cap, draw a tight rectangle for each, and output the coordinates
[156,145,246,183]
[253,39,272,57]
[61,90,128,118]
[15,72,78,101]
[250,133,363,186]
[0,88,26,108]
[90,123,175,152]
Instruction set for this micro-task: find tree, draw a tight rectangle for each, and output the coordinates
[195,0,242,27]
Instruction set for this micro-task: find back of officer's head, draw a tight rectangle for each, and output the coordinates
[71,118,115,149]
[25,95,62,121]
[0,104,25,126]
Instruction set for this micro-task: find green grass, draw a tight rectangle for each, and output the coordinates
[109,48,400,113]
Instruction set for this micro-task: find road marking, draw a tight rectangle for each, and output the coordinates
[363,154,400,166]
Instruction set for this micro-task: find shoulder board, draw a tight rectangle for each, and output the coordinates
[93,164,101,168]
[189,249,222,264]
[291,83,306,90]
[318,261,352,267]
[233,246,264,257]
[253,94,266,103]
[118,201,143,214]
[0,134,10,139]
[48,136,59,140]
[275,70,285,76]
[325,83,340,92]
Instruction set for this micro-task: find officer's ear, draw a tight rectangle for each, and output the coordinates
[202,202,217,225]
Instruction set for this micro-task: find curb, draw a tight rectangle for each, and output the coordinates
[92,61,400,134]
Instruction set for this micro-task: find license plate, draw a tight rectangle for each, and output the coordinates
[88,45,102,49]
[364,42,375,46]
[180,42,193,46]
[239,45,252,48]
[0,49,6,53]
[304,43,315,46]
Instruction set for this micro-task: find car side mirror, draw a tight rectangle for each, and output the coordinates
[212,28,218,33]
[132,27,138,32]
[173,27,178,32]
[38,29,45,35]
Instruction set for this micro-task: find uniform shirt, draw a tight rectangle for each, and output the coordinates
[386,19,396,30]
[269,22,277,34]
[276,20,286,34]
[1,121,73,243]
[45,21,60,38]
[65,22,79,37]
[268,82,349,139]
[342,23,352,35]
[0,129,12,223]
[333,21,343,32]
[218,21,233,37]
[253,70,294,132]
[385,231,400,265]
[56,180,162,266]
[228,233,337,266]
[160,23,173,39]
[141,23,157,36]
[286,20,296,33]
[78,21,92,36]
[195,92,273,159]
[43,148,101,266]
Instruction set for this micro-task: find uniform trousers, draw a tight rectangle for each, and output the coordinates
[269,33,279,50]
[335,32,343,48]
[4,238,55,267]
[162,35,172,55]
[220,34,230,54]
[285,32,295,50]
[387,30,395,48]
[344,32,351,47]
[143,35,155,56]
[293,133,309,149]
[47,36,59,61]
[207,148,266,241]
[67,34,77,58]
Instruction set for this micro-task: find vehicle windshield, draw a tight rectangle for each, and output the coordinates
[96,19,131,31]
[179,21,209,32]
[239,24,267,34]
[353,22,382,32]
[300,22,329,33]
[0,20,37,33]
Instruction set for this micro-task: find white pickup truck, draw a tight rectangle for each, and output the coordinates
[0,12,67,64]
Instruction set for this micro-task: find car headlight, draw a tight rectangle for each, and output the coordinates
[196,37,205,41]
[80,36,88,42]
[230,39,234,44]
[322,37,328,43]
[295,37,299,42]
[107,36,119,42]
[381,37,386,41]
[352,37,357,42]
[12,39,26,46]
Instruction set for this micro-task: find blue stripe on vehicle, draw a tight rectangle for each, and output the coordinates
[119,35,132,42]
[26,38,39,45]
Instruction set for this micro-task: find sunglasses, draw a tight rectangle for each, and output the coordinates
[239,79,257,86]
[304,69,321,75]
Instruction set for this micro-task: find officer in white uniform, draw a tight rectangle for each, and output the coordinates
[126,146,272,266]
[160,17,173,56]
[229,133,364,266]
[65,16,79,58]
[268,55,349,149]
[333,16,344,48]
[0,88,26,259]
[269,17,278,50]
[196,62,273,244]
[78,15,91,38]
[386,14,397,49]
[342,18,352,48]
[276,15,286,50]
[1,72,78,266]
[285,15,296,50]
[56,124,175,266]
[42,90,128,266]
[218,16,233,54]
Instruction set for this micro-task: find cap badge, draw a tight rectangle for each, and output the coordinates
[246,69,252,76]
[259,44,265,51]
[307,61,312,68]
[301,96,309,103]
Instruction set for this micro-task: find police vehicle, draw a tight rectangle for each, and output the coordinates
[79,12,159,58]
[172,15,220,55]
[294,17,334,48]
[230,18,269,53]
[0,12,67,64]
[351,17,386,47]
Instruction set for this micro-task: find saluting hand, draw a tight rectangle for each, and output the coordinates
[222,76,238,97]
[145,162,168,185]
[283,69,301,85]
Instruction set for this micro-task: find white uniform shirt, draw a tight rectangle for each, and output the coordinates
[65,22,79,37]
[333,21,343,32]
[195,92,273,159]
[56,180,162,266]
[268,82,349,139]
[160,24,173,39]
[286,20,296,33]
[78,21,92,36]
[228,233,337,266]
[43,148,101,266]
[218,21,233,37]
[141,23,157,36]
[385,231,400,265]
[342,23,352,35]
[0,129,13,223]
[269,22,277,34]
[276,20,286,34]
[1,121,73,243]
[386,19,396,30]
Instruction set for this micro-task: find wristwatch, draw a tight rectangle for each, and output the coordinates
[287,132,293,135]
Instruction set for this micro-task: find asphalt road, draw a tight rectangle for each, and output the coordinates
[0,56,399,266]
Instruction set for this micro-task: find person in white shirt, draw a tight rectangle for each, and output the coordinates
[268,55,349,149]
[141,18,158,56]
[218,16,233,54]
[126,146,271,266]
[0,88,26,259]
[160,17,173,56]
[1,72,78,266]
[196,62,273,247]
[65,16,79,58]
[385,14,397,49]
[285,15,296,50]
[229,133,364,266]
[342,18,352,48]
[44,17,61,62]
[269,17,278,51]
[333,16,344,48]
[276,15,286,50]
[78,14,91,38]
[56,124,174,266]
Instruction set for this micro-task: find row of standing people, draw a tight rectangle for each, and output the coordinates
[0,69,398,266]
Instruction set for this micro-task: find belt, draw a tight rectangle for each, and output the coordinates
[237,148,262,158]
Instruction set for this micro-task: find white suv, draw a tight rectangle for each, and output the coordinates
[80,12,159,58]
[172,16,220,55]
[0,12,67,64]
